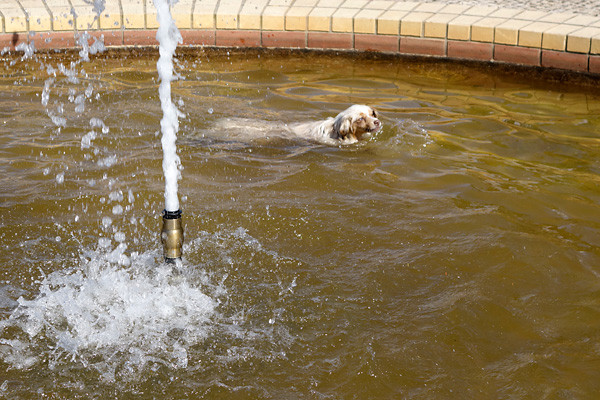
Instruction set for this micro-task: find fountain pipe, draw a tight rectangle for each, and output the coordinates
[161,209,184,263]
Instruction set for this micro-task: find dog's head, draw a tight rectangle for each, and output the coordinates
[333,105,382,142]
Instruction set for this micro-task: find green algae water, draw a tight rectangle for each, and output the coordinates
[0,48,599,398]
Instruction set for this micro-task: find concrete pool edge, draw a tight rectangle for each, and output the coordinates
[1,1,599,77]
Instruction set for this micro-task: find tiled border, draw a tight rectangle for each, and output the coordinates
[1,0,599,76]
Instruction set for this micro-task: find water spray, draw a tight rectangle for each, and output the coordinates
[161,209,184,263]
[154,0,184,262]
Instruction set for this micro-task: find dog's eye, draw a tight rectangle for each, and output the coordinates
[356,117,364,122]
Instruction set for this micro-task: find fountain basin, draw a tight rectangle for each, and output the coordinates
[1,46,599,397]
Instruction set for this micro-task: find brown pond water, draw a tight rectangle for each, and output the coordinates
[0,48,599,398]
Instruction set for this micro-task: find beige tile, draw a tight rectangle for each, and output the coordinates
[341,0,368,8]
[45,2,75,31]
[400,12,432,37]
[514,10,549,21]
[415,3,445,12]
[519,22,554,47]
[471,17,505,42]
[317,0,343,7]
[286,6,311,31]
[495,19,530,45]
[490,8,521,18]
[440,4,472,15]
[565,15,600,26]
[332,8,357,33]
[542,24,579,50]
[97,1,122,29]
[146,0,159,29]
[354,8,382,34]
[171,0,194,29]
[239,0,267,29]
[389,1,419,12]
[447,15,481,40]
[75,8,100,30]
[365,1,394,10]
[193,0,219,29]
[269,0,294,6]
[308,7,335,31]
[2,0,27,33]
[464,6,498,17]
[216,0,243,29]
[424,13,455,38]
[539,12,577,23]
[263,5,287,30]
[71,0,103,30]
[19,0,52,32]
[294,0,318,6]
[592,34,600,54]
[122,0,145,29]
[567,26,600,53]
[377,10,406,35]
[238,4,262,30]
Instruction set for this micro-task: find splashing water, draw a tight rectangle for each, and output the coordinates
[154,0,183,212]
[0,247,218,381]
[0,0,220,383]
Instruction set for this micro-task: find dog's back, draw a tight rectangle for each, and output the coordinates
[286,118,339,145]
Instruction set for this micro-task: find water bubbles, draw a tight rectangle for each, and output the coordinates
[90,118,109,133]
[14,41,35,61]
[73,94,86,113]
[112,205,123,215]
[48,112,66,128]
[41,78,54,106]
[207,108,214,114]
[101,216,112,229]
[80,130,96,149]
[97,155,117,168]
[109,190,124,202]
[76,32,106,62]
[114,231,126,242]
[55,172,65,184]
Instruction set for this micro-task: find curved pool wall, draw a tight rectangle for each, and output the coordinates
[2,0,600,76]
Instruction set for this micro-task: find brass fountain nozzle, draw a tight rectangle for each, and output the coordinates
[161,209,184,263]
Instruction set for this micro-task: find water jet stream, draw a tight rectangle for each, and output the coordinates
[153,0,184,262]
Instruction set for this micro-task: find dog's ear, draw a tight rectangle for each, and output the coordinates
[334,114,354,138]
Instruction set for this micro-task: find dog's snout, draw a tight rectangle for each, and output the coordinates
[374,120,380,126]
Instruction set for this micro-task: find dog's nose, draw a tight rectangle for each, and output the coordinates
[374,120,380,126]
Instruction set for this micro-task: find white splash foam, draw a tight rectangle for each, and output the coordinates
[0,246,217,381]
[154,0,183,212]
[15,42,35,60]
[76,32,106,62]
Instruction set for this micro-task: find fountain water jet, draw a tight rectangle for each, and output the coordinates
[154,0,185,263]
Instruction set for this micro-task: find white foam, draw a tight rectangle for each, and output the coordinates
[0,246,217,381]
[154,0,183,212]
[76,32,106,63]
